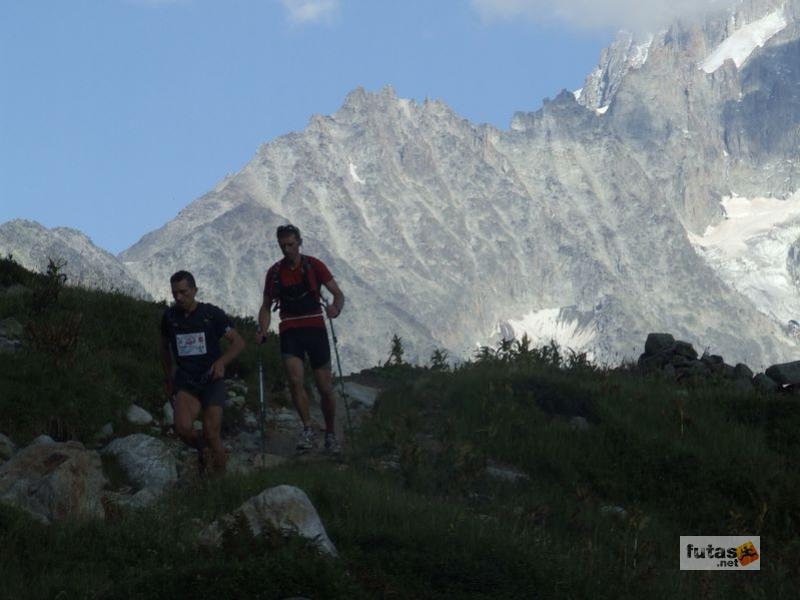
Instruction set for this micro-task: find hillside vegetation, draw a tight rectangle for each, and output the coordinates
[0,256,797,599]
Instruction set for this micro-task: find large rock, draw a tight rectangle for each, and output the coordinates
[734,363,754,380]
[753,373,780,392]
[765,361,800,385]
[644,333,674,356]
[101,434,177,505]
[0,441,107,523]
[197,485,337,557]
[673,341,698,360]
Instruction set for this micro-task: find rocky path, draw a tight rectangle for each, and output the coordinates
[210,376,382,475]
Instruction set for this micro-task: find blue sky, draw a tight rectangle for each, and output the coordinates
[1,1,616,254]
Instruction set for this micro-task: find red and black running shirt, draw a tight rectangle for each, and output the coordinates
[264,255,333,334]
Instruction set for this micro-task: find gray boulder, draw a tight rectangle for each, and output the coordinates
[765,361,800,385]
[734,363,754,381]
[0,441,107,523]
[197,485,338,557]
[101,434,177,504]
[644,333,674,356]
[673,341,698,360]
[753,373,780,392]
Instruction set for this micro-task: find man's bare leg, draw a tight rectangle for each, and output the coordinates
[313,366,336,434]
[174,390,203,449]
[202,405,226,473]
[285,356,312,427]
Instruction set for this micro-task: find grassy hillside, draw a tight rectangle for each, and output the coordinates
[1,256,798,599]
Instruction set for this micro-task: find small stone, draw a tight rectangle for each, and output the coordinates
[243,412,258,430]
[569,416,590,432]
[193,421,203,431]
[162,402,174,427]
[30,435,55,446]
[126,405,153,426]
[600,505,628,519]
[94,423,114,441]
[486,460,530,482]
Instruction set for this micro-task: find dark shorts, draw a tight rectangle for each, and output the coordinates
[174,370,227,409]
[280,327,331,370]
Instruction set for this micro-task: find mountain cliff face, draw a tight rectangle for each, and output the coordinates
[118,0,800,371]
[0,220,150,300]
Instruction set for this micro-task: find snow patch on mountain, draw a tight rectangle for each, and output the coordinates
[688,193,800,324]
[629,34,653,69]
[499,308,598,356]
[700,8,787,73]
[349,161,366,185]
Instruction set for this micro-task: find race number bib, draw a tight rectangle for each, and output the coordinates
[176,332,207,357]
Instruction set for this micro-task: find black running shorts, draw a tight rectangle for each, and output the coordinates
[280,327,331,370]
[173,370,227,408]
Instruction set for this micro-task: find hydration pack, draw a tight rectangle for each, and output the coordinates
[269,255,320,315]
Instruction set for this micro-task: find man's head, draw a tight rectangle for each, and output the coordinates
[169,270,197,310]
[276,224,302,262]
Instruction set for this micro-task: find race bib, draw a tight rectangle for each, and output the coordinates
[176,332,207,357]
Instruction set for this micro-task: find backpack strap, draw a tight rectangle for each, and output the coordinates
[301,255,320,301]
[268,260,283,312]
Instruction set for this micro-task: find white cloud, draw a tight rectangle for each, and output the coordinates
[472,0,740,32]
[280,0,339,24]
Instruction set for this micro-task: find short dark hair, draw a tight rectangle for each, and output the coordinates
[170,270,196,289]
[276,224,301,242]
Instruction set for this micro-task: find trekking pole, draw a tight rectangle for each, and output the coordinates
[256,331,267,462]
[321,294,354,442]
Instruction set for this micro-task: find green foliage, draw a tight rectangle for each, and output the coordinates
[385,333,405,366]
[429,347,450,371]
[1,260,798,598]
[0,254,34,288]
[29,257,68,315]
[354,340,800,598]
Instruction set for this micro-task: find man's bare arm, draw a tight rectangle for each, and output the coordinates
[210,328,246,380]
[257,288,272,341]
[323,278,345,318]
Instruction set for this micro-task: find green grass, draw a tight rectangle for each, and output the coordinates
[1,256,798,598]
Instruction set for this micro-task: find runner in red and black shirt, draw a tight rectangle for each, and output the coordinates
[257,224,345,452]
